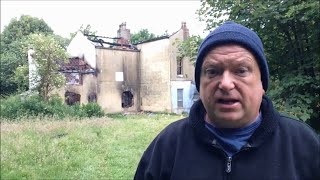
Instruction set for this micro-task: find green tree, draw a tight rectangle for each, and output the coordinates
[198,0,320,131]
[13,65,29,93]
[130,29,157,44]
[1,15,53,52]
[174,35,203,65]
[27,33,68,101]
[0,15,59,95]
[69,24,97,41]
[0,52,24,95]
[0,36,30,95]
[52,34,70,49]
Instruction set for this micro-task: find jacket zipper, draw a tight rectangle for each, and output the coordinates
[224,144,252,179]
[226,156,232,173]
[211,141,252,179]
[211,141,233,179]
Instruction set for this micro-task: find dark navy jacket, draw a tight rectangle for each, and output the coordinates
[134,96,320,180]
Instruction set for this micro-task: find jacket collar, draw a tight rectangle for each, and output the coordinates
[189,95,279,148]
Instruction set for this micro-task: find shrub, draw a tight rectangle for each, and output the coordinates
[0,94,105,120]
[1,94,50,119]
[21,95,49,116]
[81,103,105,118]
[1,94,26,119]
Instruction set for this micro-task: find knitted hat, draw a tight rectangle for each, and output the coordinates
[195,21,269,92]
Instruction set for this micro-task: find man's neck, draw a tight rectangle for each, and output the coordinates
[205,113,261,129]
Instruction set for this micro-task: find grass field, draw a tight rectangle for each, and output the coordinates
[0,113,185,180]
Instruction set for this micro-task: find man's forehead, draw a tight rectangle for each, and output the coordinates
[205,45,255,59]
[203,44,258,66]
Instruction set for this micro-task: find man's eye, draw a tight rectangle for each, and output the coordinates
[236,67,249,75]
[205,68,219,76]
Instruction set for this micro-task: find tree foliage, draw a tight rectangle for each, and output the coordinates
[0,36,30,95]
[69,24,97,41]
[130,29,157,44]
[13,64,29,93]
[1,15,53,52]
[0,15,68,96]
[27,33,68,101]
[174,35,203,65]
[52,34,70,49]
[197,0,320,130]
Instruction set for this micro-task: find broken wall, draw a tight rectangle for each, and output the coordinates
[65,74,97,105]
[51,72,97,106]
[95,47,140,113]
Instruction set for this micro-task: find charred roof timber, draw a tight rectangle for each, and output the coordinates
[58,57,96,74]
[83,34,121,40]
[89,38,138,50]
[83,34,137,50]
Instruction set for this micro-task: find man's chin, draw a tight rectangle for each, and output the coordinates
[208,113,245,128]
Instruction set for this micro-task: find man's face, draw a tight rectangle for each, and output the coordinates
[200,44,265,128]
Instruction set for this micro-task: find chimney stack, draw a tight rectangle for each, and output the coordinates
[117,22,131,45]
[181,22,190,40]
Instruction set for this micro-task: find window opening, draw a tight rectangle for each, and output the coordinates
[65,91,81,105]
[65,73,81,85]
[88,93,97,103]
[177,89,183,108]
[177,58,183,76]
[122,91,133,108]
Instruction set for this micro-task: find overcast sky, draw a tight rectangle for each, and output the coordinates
[1,0,209,39]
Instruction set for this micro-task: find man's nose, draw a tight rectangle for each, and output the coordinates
[218,72,235,91]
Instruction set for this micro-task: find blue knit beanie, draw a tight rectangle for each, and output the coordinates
[195,21,269,92]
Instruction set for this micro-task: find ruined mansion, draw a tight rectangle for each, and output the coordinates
[56,22,198,114]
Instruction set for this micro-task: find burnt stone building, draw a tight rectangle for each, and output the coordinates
[57,22,197,114]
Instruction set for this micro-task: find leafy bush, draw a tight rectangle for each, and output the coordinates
[268,75,318,123]
[0,95,27,119]
[21,95,49,116]
[81,103,105,118]
[0,94,105,120]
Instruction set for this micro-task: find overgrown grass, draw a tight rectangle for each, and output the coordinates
[0,113,185,179]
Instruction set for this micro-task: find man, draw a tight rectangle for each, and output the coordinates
[134,21,320,179]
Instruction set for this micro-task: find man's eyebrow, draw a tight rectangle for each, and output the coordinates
[231,58,255,65]
[202,61,220,67]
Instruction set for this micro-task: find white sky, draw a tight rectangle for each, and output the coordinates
[1,0,209,39]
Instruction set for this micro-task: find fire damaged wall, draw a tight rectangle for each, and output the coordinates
[55,57,98,106]
[64,73,98,105]
[137,38,172,112]
[95,47,140,113]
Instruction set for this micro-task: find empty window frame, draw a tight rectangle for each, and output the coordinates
[122,91,134,108]
[177,88,183,108]
[65,91,81,105]
[88,93,97,103]
[65,73,81,85]
[177,58,183,76]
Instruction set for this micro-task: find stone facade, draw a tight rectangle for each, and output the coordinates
[137,38,171,112]
[95,48,140,113]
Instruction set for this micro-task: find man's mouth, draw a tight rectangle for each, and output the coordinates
[217,99,239,105]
